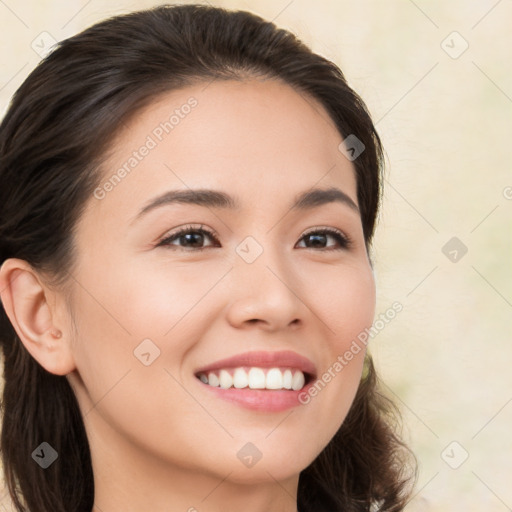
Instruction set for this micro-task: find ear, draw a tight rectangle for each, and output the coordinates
[0,258,76,376]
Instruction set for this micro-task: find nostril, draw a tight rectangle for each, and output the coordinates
[246,318,267,326]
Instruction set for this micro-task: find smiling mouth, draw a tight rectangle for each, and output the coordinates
[196,367,312,391]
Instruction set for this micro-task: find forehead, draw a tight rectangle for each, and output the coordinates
[87,78,358,222]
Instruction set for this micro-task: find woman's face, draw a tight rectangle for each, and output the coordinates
[65,78,376,484]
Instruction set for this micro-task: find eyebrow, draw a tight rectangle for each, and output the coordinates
[133,186,359,223]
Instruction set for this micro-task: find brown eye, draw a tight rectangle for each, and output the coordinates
[296,228,352,250]
[158,225,220,250]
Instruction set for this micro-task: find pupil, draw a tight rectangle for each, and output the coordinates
[308,234,326,247]
[183,232,203,246]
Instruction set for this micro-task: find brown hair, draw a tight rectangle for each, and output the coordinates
[0,4,415,511]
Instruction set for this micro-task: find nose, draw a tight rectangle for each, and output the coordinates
[224,245,306,332]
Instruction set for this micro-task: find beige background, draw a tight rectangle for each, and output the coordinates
[1,1,511,511]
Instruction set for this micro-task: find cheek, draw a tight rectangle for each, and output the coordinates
[67,257,227,398]
[297,263,375,440]
[327,264,375,388]
[66,258,232,421]
[73,254,221,343]
[66,263,214,463]
[312,261,376,347]
[114,257,230,338]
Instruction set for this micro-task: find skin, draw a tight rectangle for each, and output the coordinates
[0,78,376,512]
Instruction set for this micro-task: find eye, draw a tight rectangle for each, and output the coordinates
[157,225,352,252]
[157,224,220,250]
[295,228,352,251]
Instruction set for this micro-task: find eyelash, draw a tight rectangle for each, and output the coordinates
[157,224,353,251]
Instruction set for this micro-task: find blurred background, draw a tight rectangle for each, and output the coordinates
[0,1,511,510]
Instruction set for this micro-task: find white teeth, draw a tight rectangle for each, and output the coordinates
[248,368,266,389]
[198,367,307,391]
[283,369,293,389]
[219,369,233,389]
[291,371,305,391]
[266,368,283,389]
[233,368,248,388]
[208,372,219,387]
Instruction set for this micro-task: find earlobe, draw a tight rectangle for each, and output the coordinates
[0,258,76,376]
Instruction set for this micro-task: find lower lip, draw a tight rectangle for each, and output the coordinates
[198,380,314,412]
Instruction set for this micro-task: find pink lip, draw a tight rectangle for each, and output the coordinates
[195,350,317,376]
[200,386,315,412]
[194,350,317,412]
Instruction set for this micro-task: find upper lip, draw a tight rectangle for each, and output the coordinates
[195,350,317,378]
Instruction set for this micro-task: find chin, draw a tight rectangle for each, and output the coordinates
[212,439,320,484]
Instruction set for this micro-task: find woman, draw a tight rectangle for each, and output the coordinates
[0,4,415,511]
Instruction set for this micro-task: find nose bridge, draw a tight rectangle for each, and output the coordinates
[235,233,289,290]
[226,233,305,329]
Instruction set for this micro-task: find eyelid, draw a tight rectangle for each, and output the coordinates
[301,226,351,242]
[157,224,220,248]
[297,226,353,250]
